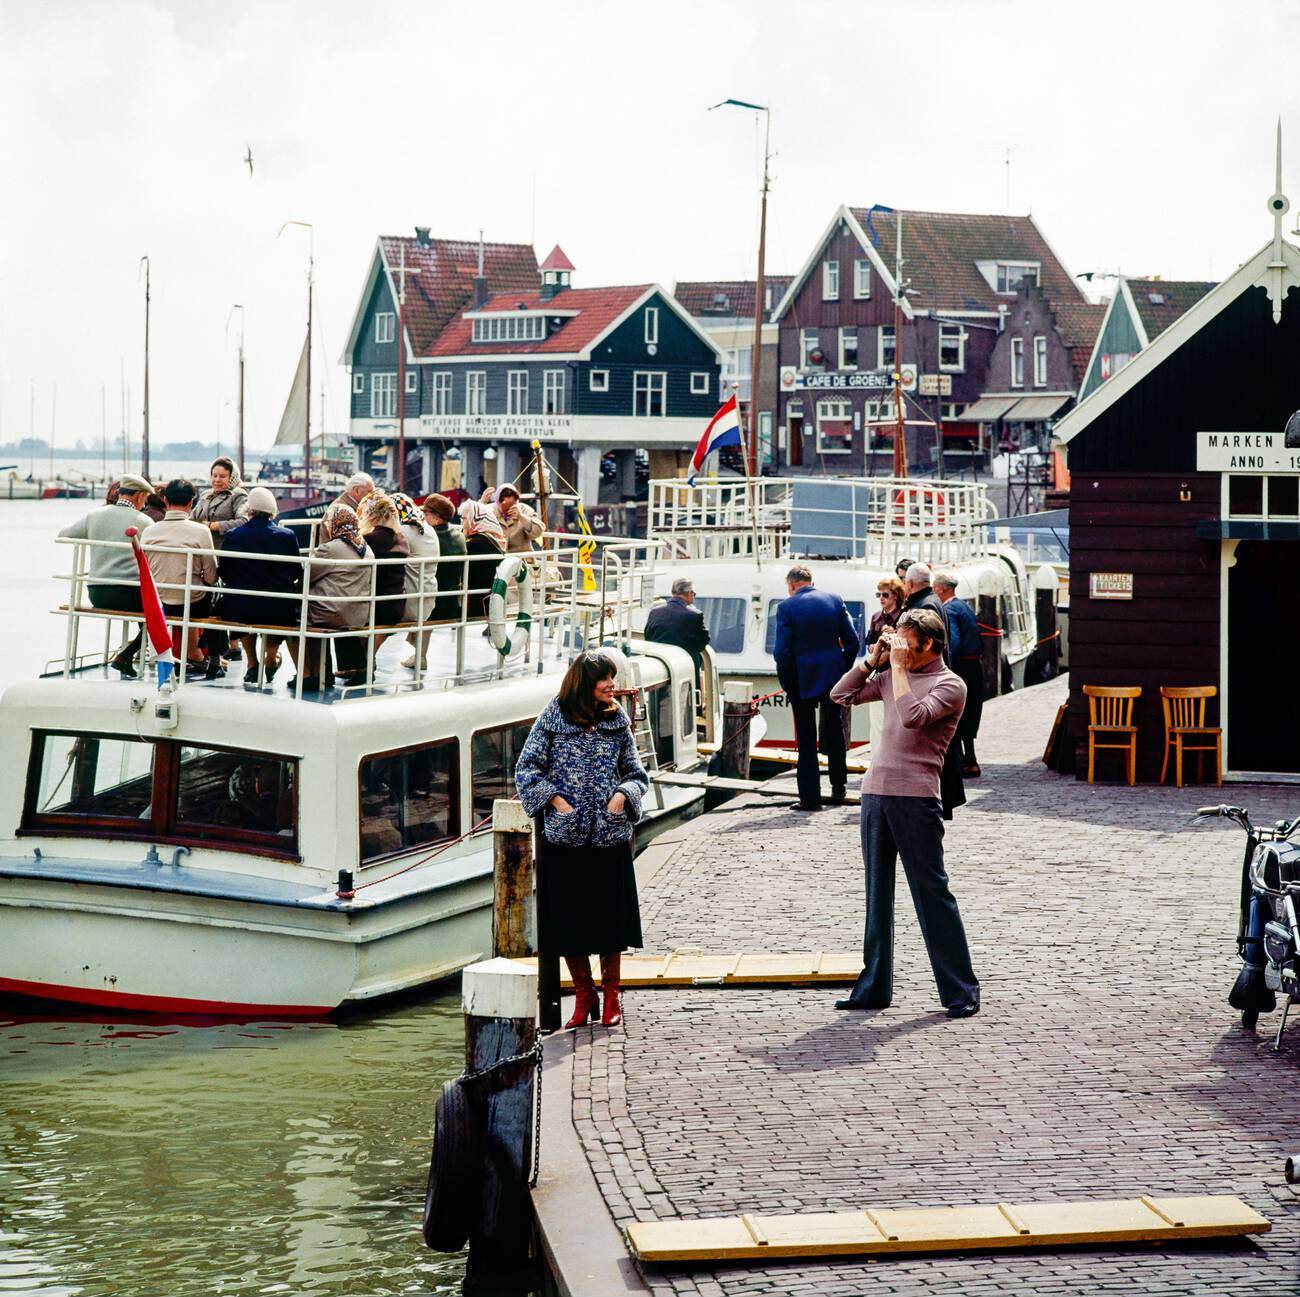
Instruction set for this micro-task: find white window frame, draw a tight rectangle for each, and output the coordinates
[854,259,871,299]
[466,370,487,415]
[822,259,840,300]
[995,261,1040,294]
[1032,335,1048,387]
[352,373,365,395]
[472,314,545,343]
[938,324,965,373]
[633,371,666,418]
[589,369,609,393]
[507,370,529,415]
[758,410,773,463]
[431,372,452,415]
[404,370,417,395]
[370,372,397,418]
[877,325,896,370]
[690,371,711,395]
[644,307,659,346]
[1010,337,1024,388]
[800,328,819,369]
[375,312,395,344]
[839,327,859,371]
[543,368,566,415]
[815,398,853,454]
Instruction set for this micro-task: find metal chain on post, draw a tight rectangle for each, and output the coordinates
[530,1037,543,1188]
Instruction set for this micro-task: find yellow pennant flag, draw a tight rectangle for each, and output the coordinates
[575,503,597,592]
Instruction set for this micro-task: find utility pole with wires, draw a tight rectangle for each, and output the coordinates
[394,242,420,495]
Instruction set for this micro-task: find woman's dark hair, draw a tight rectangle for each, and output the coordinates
[211,456,235,477]
[557,651,619,728]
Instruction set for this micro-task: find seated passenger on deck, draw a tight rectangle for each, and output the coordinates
[142,479,219,674]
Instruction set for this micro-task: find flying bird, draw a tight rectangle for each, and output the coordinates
[244,144,254,177]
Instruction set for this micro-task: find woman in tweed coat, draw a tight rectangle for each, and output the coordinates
[515,651,649,1028]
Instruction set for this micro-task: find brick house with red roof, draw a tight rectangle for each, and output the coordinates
[341,231,721,501]
[771,205,1088,476]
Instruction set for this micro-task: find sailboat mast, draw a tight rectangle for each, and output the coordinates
[304,254,313,491]
[748,108,771,482]
[49,385,56,479]
[101,385,108,479]
[141,256,151,479]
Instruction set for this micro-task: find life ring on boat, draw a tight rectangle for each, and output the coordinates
[487,555,534,657]
[892,485,947,528]
[422,1078,483,1252]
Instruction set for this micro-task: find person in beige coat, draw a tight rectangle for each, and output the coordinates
[483,483,543,553]
[287,502,374,689]
[141,479,219,673]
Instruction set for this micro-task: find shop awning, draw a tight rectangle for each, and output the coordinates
[961,396,1020,421]
[1006,394,1073,421]
[1196,519,1300,541]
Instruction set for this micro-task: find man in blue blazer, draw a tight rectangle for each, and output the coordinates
[773,565,859,810]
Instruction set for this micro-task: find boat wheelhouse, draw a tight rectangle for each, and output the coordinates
[0,526,707,1016]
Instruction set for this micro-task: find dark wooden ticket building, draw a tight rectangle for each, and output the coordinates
[1055,217,1300,780]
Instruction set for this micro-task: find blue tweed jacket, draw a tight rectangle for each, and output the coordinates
[514,697,650,847]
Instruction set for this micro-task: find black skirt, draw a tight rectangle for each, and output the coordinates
[537,828,642,957]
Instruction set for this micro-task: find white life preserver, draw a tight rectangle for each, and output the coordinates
[487,555,533,656]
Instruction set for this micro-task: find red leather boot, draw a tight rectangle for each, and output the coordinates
[600,953,622,1027]
[564,956,599,1029]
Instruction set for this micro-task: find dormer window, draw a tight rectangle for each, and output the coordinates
[471,315,546,343]
[995,262,1039,294]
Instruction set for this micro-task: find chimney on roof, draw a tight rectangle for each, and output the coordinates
[471,228,489,309]
[414,226,431,246]
[539,244,574,302]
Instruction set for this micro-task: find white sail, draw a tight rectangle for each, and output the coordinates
[273,337,309,446]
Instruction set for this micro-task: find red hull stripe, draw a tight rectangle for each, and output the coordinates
[0,976,332,1017]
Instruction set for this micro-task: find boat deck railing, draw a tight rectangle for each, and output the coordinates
[53,530,661,699]
[648,476,999,567]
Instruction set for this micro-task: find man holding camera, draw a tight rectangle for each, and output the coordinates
[830,608,981,1018]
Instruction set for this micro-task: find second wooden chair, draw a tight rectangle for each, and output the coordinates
[1082,685,1142,785]
[1159,686,1222,787]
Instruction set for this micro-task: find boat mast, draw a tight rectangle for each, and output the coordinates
[278,222,315,495]
[139,256,151,479]
[748,107,771,482]
[101,384,107,480]
[48,384,56,479]
[891,216,908,479]
[236,308,245,479]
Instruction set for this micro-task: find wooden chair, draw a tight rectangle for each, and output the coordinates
[1082,685,1142,785]
[1159,686,1222,787]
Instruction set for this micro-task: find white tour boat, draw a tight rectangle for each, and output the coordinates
[0,527,709,1016]
[643,475,1047,748]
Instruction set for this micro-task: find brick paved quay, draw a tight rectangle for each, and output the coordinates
[563,676,1300,1296]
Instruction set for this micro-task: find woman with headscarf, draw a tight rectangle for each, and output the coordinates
[192,456,251,666]
[390,492,441,670]
[286,501,373,690]
[492,483,543,554]
[359,493,412,660]
[458,499,506,623]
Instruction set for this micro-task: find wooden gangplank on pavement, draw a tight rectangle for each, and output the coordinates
[625,1195,1269,1264]
[516,950,861,988]
[652,770,861,804]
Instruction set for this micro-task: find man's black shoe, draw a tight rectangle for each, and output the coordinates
[830,785,847,804]
[204,663,227,681]
[109,655,137,678]
[962,762,982,778]
[835,998,890,1011]
[946,998,980,1019]
[789,801,822,812]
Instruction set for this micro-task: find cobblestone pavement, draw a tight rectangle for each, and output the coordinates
[567,675,1300,1296]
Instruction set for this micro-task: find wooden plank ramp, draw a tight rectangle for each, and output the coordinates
[514,950,861,988]
[652,771,861,803]
[625,1195,1269,1264]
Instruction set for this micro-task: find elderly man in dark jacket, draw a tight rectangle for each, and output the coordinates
[645,578,711,684]
[773,565,859,811]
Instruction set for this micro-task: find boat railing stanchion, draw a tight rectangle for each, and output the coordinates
[294,550,309,701]
[454,554,468,681]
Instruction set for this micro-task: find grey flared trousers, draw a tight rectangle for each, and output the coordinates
[846,792,980,1009]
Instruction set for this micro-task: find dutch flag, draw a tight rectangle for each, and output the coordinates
[125,526,176,689]
[688,395,743,484]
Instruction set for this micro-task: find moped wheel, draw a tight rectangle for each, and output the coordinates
[1241,1008,1259,1030]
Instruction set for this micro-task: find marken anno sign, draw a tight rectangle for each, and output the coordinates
[1197,431,1300,473]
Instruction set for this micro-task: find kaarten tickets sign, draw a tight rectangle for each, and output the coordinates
[1197,432,1300,473]
[1089,572,1133,600]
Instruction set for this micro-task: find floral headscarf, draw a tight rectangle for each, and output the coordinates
[391,492,425,531]
[321,502,366,555]
[458,500,506,547]
[359,491,401,533]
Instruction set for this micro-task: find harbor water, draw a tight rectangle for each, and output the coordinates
[0,499,467,1296]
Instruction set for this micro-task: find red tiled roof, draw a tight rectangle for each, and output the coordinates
[1051,300,1107,386]
[846,209,1085,313]
[675,277,793,323]
[378,235,539,356]
[1126,277,1215,342]
[540,245,575,272]
[427,284,652,357]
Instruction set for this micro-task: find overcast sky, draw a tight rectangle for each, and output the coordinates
[3,0,1299,460]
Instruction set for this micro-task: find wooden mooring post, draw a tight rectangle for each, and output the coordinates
[493,797,560,1032]
[461,957,539,1296]
[719,679,753,781]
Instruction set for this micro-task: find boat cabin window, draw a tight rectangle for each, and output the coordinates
[471,721,534,826]
[764,599,867,656]
[22,732,299,858]
[691,596,746,654]
[359,739,457,864]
